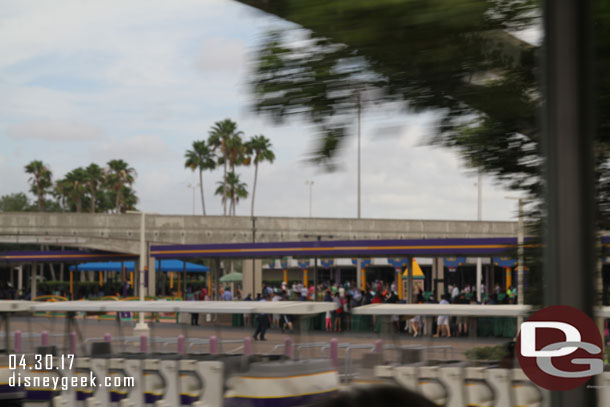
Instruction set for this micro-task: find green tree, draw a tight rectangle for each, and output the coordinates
[208,119,243,215]
[24,160,53,211]
[106,159,137,213]
[184,140,216,216]
[84,163,105,213]
[120,186,138,212]
[215,171,248,215]
[245,135,275,216]
[56,168,88,212]
[0,192,34,212]
[246,0,540,190]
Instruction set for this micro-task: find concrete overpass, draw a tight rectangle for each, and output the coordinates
[0,212,518,254]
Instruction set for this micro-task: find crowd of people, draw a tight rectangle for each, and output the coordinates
[181,279,522,339]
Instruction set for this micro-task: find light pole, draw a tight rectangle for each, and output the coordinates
[305,180,314,217]
[127,210,149,335]
[476,170,482,303]
[505,197,526,326]
[187,183,200,215]
[356,92,361,219]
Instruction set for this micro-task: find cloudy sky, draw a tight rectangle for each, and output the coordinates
[0,0,524,221]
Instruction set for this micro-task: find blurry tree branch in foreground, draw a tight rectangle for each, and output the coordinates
[245,0,610,227]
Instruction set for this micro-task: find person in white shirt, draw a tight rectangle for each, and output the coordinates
[451,285,459,299]
[271,292,282,328]
[433,295,451,337]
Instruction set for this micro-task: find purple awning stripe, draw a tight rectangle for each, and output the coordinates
[0,251,137,263]
[150,238,523,259]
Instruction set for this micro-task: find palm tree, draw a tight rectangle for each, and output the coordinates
[215,171,248,215]
[245,135,275,216]
[53,179,70,211]
[120,186,138,211]
[184,140,216,215]
[61,168,88,212]
[208,119,243,215]
[84,163,104,213]
[24,160,52,211]
[106,159,136,213]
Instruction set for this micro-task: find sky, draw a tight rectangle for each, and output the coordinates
[0,0,525,221]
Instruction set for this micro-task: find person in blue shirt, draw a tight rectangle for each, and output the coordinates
[222,287,233,301]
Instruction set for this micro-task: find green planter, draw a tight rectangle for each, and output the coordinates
[232,313,244,327]
[477,317,493,337]
[503,318,517,338]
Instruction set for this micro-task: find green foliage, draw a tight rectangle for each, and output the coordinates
[185,140,216,215]
[85,163,105,213]
[245,135,275,216]
[56,167,88,212]
[17,159,138,214]
[0,192,35,212]
[24,160,53,211]
[206,119,254,215]
[247,0,541,188]
[244,0,610,304]
[215,171,248,215]
[106,159,137,213]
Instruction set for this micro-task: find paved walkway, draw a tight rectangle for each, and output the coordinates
[10,316,509,364]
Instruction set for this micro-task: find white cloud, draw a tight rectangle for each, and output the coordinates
[195,38,248,72]
[0,0,522,222]
[7,120,103,141]
[92,135,181,164]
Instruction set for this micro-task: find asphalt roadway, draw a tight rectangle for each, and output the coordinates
[9,316,509,369]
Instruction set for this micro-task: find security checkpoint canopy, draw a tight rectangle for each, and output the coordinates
[150,237,521,259]
[68,259,209,273]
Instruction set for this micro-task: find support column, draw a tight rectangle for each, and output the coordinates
[543,2,595,405]
[476,258,482,303]
[356,258,362,291]
[135,259,141,297]
[407,257,413,304]
[243,259,262,298]
[17,265,23,298]
[432,258,445,298]
[31,264,37,299]
[148,254,156,297]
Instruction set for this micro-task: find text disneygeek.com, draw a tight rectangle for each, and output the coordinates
[9,371,135,391]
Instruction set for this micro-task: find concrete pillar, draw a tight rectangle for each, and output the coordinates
[356,259,362,292]
[17,265,23,298]
[148,255,156,297]
[243,259,263,298]
[432,258,445,298]
[134,259,140,297]
[31,264,37,299]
